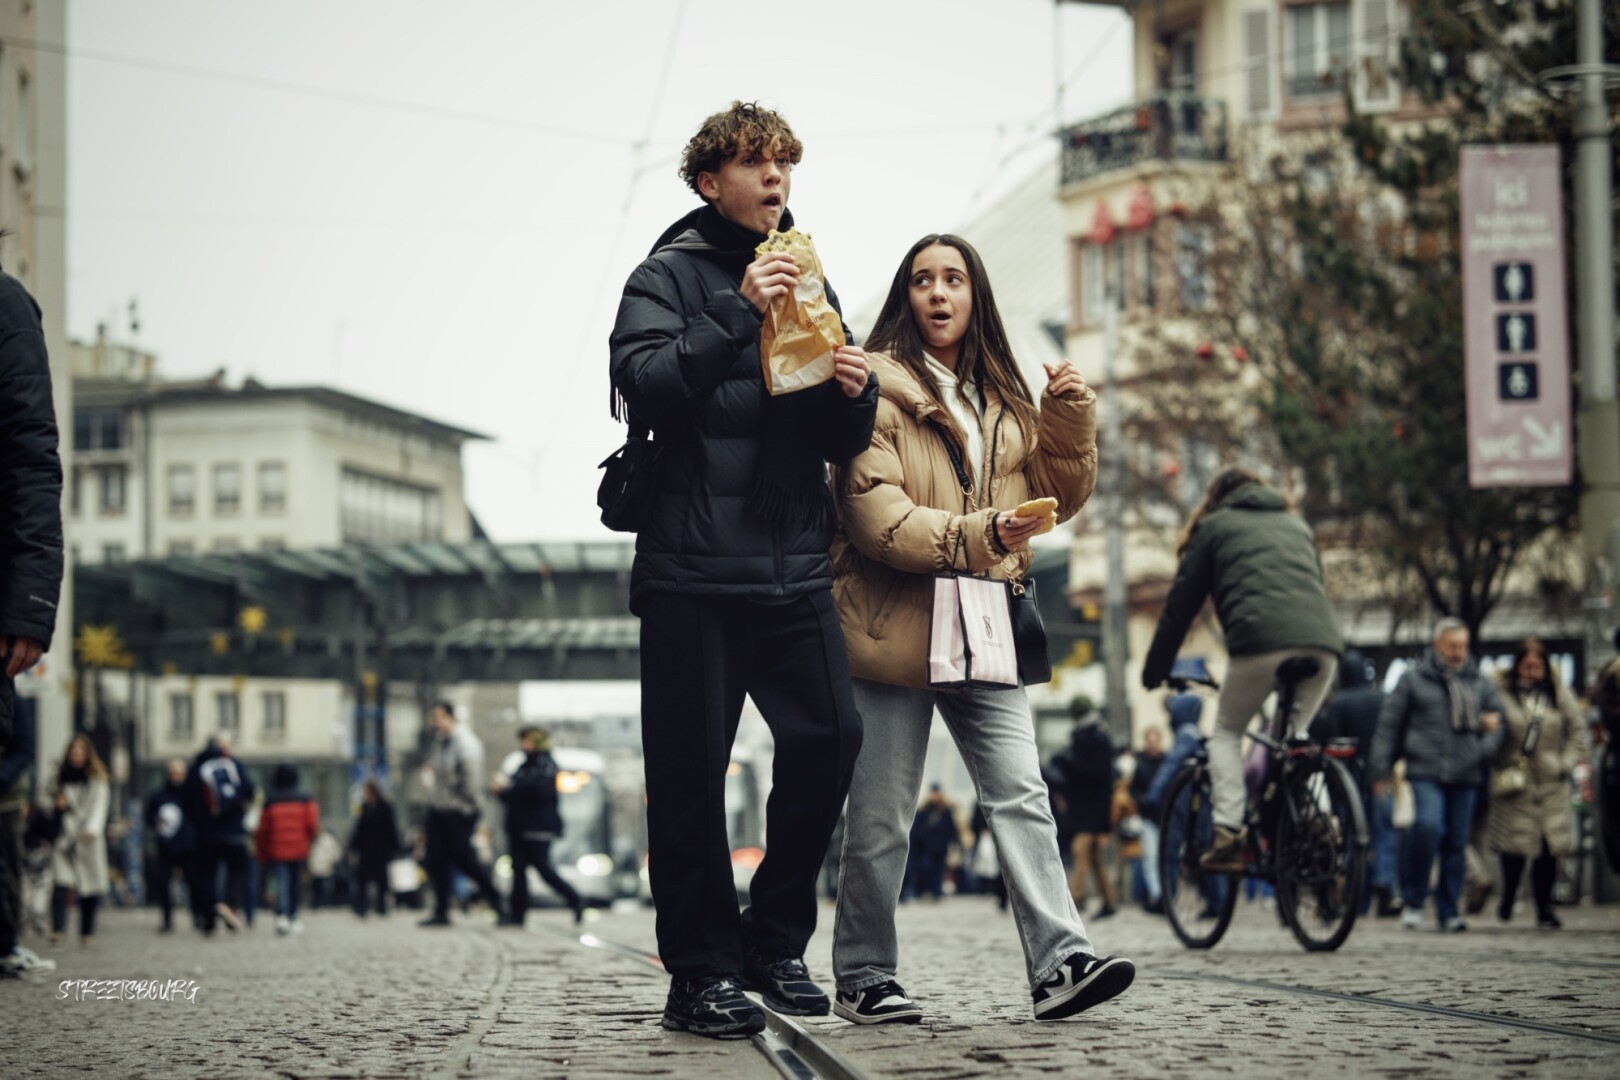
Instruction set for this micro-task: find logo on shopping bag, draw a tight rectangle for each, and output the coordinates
[982,616,994,639]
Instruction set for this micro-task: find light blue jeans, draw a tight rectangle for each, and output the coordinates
[833,679,1094,992]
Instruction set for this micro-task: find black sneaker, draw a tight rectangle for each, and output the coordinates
[1032,953,1136,1020]
[741,953,830,1016]
[661,976,766,1039]
[833,980,923,1025]
[418,915,452,928]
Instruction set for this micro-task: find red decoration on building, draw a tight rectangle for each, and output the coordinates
[1089,202,1117,246]
[1195,341,1214,360]
[1168,200,1189,218]
[1125,185,1156,231]
[1231,345,1249,362]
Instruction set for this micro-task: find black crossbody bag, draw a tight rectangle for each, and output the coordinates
[596,411,662,533]
[936,430,1052,687]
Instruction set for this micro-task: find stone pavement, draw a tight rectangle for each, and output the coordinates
[3,895,1618,1078]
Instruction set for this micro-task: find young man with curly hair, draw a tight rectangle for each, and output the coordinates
[610,101,877,1039]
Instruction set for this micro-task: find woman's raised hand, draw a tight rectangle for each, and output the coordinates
[1043,359,1086,400]
[995,512,1044,552]
[833,346,870,398]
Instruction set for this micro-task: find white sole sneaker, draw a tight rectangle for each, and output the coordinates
[833,983,924,1025]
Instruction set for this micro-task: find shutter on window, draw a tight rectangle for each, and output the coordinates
[1243,7,1278,121]
[1354,0,1401,113]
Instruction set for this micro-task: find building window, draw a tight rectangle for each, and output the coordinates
[212,538,240,554]
[102,543,126,564]
[259,462,287,513]
[216,692,240,733]
[259,537,286,552]
[169,540,195,557]
[262,692,287,740]
[339,468,444,545]
[1131,232,1155,309]
[70,467,82,515]
[1081,244,1105,326]
[169,695,195,741]
[1175,223,1213,311]
[1286,2,1352,100]
[214,463,241,515]
[72,408,125,452]
[99,465,127,514]
[168,465,195,515]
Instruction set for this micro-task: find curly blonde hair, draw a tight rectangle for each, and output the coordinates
[679,101,803,197]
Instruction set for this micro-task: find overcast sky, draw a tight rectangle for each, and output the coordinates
[67,0,1133,540]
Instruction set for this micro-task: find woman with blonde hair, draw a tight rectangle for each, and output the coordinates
[1485,639,1587,928]
[50,733,110,946]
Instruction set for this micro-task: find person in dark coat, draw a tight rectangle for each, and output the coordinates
[1141,468,1343,873]
[144,758,198,933]
[1128,727,1167,913]
[0,265,61,754]
[0,695,52,974]
[1370,619,1504,932]
[495,727,582,926]
[904,786,959,901]
[1053,705,1118,918]
[608,100,877,1038]
[348,778,400,917]
[187,735,256,934]
[1313,650,1399,916]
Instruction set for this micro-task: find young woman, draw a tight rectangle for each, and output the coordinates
[1140,468,1343,871]
[50,734,110,946]
[1485,639,1587,928]
[830,233,1133,1025]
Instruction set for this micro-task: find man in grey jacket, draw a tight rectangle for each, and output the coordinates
[1370,618,1503,932]
[419,702,504,927]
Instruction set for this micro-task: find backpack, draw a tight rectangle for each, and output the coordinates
[199,757,247,819]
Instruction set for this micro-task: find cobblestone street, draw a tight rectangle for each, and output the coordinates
[5,895,1619,1078]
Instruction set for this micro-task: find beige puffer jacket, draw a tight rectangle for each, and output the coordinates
[831,352,1098,688]
[1483,674,1588,858]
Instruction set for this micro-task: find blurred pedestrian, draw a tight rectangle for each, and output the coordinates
[1112,774,1143,906]
[494,726,583,926]
[1055,704,1118,918]
[0,257,62,975]
[1128,728,1167,914]
[1141,468,1342,873]
[143,757,198,933]
[307,828,342,910]
[189,733,255,934]
[349,778,400,917]
[49,734,109,947]
[1371,619,1504,932]
[256,763,319,935]
[418,702,503,927]
[1485,639,1587,928]
[1313,650,1400,917]
[905,787,959,902]
[610,101,875,1039]
[967,803,1006,909]
[1,695,51,974]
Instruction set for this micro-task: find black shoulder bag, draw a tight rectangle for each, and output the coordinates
[596,409,662,534]
[936,428,1052,687]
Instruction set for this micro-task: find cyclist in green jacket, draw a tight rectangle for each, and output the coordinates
[1141,468,1343,871]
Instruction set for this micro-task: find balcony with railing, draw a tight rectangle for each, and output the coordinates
[1059,93,1229,188]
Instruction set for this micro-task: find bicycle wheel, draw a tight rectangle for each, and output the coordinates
[1158,763,1238,949]
[1274,756,1367,952]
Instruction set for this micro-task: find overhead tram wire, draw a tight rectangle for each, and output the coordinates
[533,0,690,466]
[0,33,632,145]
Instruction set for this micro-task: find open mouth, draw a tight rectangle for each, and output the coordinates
[929,311,953,326]
[763,195,782,208]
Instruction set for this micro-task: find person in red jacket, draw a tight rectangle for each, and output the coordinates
[256,763,319,935]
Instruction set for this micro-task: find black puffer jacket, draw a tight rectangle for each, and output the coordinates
[0,271,62,745]
[500,750,564,839]
[1309,649,1385,783]
[609,205,878,614]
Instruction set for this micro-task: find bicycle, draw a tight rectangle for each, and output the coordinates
[1156,656,1370,952]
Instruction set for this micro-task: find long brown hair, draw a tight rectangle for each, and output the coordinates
[1176,467,1281,556]
[1507,637,1556,702]
[864,234,1040,454]
[57,732,109,784]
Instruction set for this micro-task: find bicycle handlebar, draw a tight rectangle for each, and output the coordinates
[1165,672,1221,692]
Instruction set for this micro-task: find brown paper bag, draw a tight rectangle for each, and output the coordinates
[756,228,845,396]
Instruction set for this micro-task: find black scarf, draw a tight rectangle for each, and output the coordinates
[654,205,830,530]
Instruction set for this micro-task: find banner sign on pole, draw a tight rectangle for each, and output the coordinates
[1461,145,1571,488]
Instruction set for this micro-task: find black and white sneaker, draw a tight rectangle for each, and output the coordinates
[740,953,830,1016]
[1032,953,1135,1020]
[661,976,767,1039]
[833,980,924,1025]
